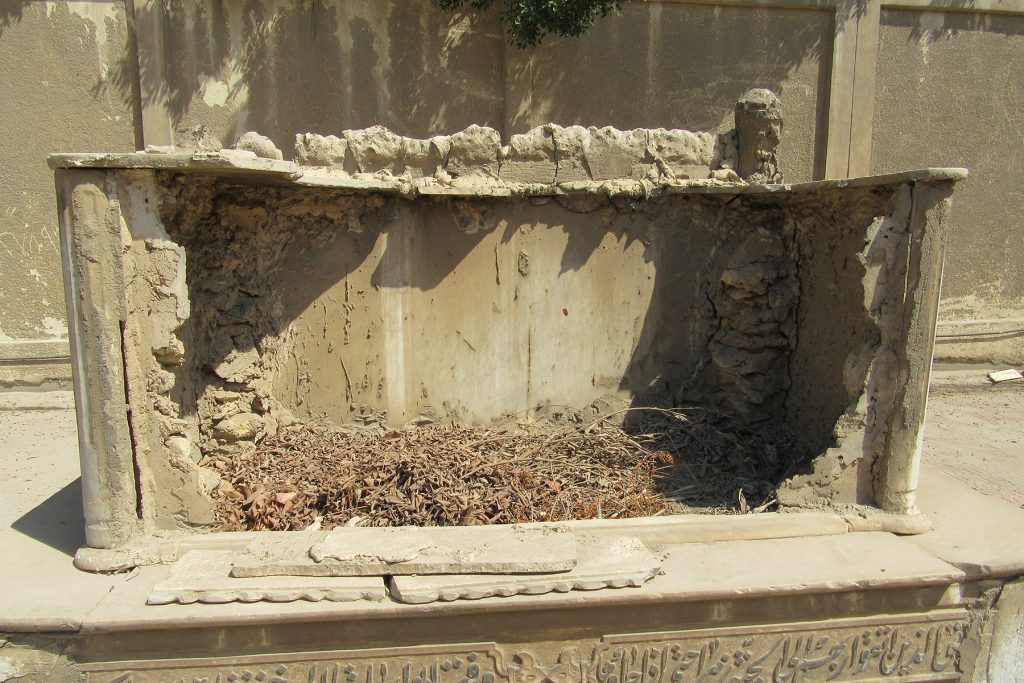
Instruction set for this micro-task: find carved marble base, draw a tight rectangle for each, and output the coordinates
[82,610,970,682]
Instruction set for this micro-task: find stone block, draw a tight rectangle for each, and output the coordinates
[211,412,264,443]
[295,133,349,168]
[552,125,592,183]
[344,126,403,174]
[446,125,501,181]
[586,127,648,181]
[500,127,556,184]
[340,127,444,178]
[312,527,433,564]
[389,534,659,604]
[647,129,716,179]
[233,132,283,161]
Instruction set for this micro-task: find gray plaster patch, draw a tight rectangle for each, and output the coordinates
[389,534,660,604]
[148,550,385,604]
[233,526,577,577]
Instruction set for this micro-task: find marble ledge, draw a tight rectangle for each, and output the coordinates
[72,511,859,573]
[67,531,965,636]
[47,151,967,198]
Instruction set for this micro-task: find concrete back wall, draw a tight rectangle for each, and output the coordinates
[0,0,135,384]
[162,1,507,145]
[871,8,1024,363]
[1,0,1022,383]
[255,199,722,428]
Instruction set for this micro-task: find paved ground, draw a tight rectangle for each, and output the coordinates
[0,392,80,532]
[0,391,119,632]
[924,368,1024,508]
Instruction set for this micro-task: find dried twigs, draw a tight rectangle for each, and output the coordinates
[214,407,786,531]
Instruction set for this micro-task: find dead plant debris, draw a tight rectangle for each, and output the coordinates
[213,407,785,531]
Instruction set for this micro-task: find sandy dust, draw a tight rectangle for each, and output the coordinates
[923,368,1024,508]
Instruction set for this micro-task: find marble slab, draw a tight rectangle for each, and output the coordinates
[148,550,386,605]
[389,534,660,604]
[231,526,577,577]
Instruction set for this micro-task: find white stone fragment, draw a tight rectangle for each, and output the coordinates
[295,133,349,167]
[446,125,501,180]
[552,125,591,183]
[147,550,385,605]
[586,127,647,181]
[211,412,264,442]
[233,131,284,161]
[500,126,556,184]
[987,368,1023,383]
[389,534,660,604]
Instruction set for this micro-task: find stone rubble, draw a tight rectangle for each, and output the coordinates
[289,123,726,187]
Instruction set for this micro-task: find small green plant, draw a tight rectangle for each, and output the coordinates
[434,0,629,48]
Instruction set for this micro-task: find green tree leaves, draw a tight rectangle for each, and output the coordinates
[434,0,628,48]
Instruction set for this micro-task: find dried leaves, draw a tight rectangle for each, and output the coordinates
[214,407,784,531]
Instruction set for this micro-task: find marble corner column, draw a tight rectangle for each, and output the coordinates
[57,169,140,548]
[875,179,955,515]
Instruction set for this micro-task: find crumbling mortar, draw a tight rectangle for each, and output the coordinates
[159,180,395,467]
[703,201,799,424]
[781,208,803,433]
[774,188,912,509]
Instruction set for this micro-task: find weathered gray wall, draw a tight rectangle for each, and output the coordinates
[1,0,1023,384]
[504,3,831,183]
[154,0,829,187]
[871,8,1024,363]
[0,0,135,385]
[161,0,507,146]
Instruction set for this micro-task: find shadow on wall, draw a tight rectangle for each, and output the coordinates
[158,182,757,450]
[113,0,505,150]
[166,188,696,417]
[106,0,868,172]
[895,0,1024,38]
[0,0,30,37]
[507,2,838,131]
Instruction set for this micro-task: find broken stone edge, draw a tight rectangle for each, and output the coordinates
[387,534,662,604]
